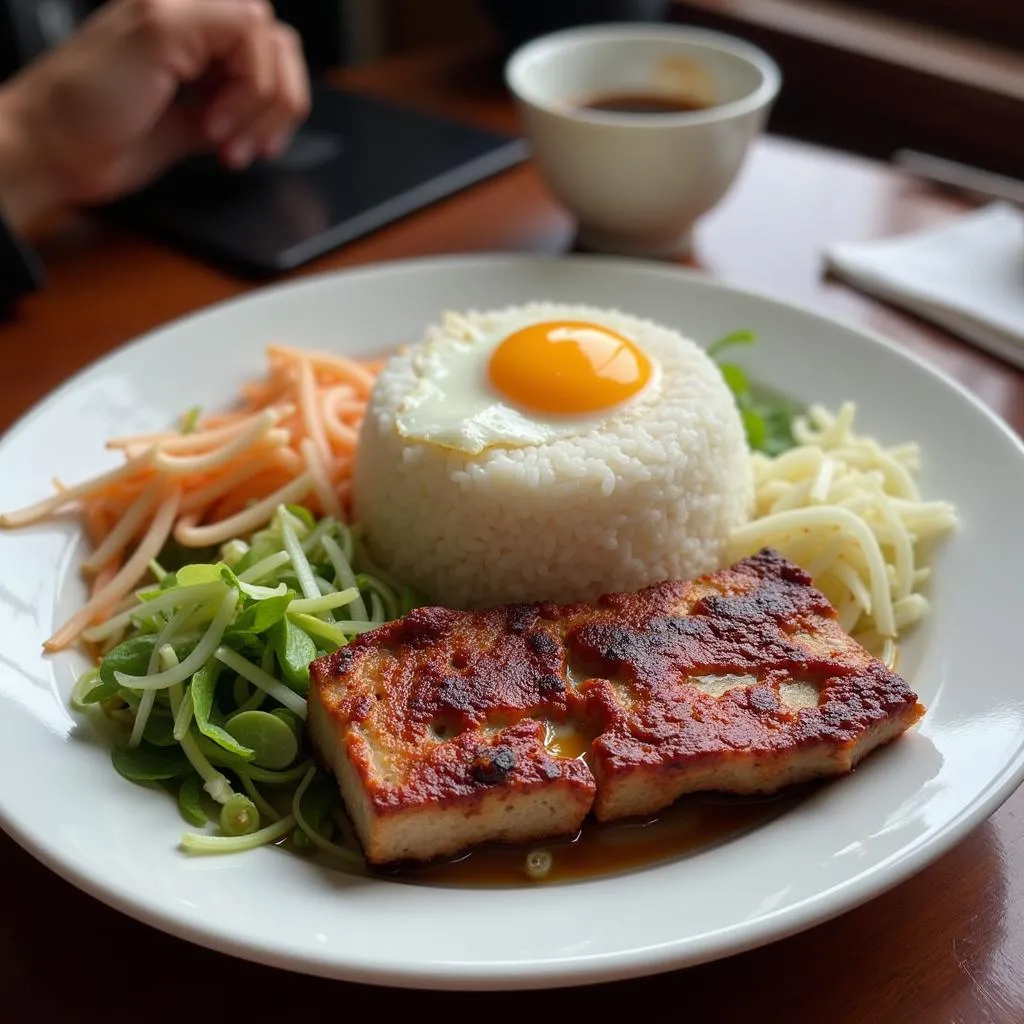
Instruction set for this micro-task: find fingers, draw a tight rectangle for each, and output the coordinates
[206,22,310,168]
[200,14,278,163]
[128,0,311,169]
[265,24,311,158]
[130,0,276,79]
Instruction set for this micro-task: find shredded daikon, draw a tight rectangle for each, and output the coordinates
[728,402,957,662]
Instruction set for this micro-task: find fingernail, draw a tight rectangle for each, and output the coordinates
[226,138,255,169]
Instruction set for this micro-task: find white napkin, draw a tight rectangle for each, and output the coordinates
[825,203,1024,369]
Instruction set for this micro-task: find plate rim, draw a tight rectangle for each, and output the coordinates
[2,251,1023,990]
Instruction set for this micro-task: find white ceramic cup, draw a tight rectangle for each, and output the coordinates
[506,24,781,258]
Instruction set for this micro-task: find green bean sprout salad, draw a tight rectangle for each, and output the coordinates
[72,504,419,861]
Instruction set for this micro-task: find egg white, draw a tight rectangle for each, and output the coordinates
[394,314,662,455]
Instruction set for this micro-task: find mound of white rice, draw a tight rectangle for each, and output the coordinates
[353,302,753,608]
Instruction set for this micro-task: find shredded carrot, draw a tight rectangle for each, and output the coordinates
[196,410,253,429]
[173,473,314,548]
[106,404,296,454]
[267,344,375,394]
[0,451,157,528]
[81,479,162,574]
[205,467,300,523]
[90,561,121,600]
[296,359,331,466]
[83,503,111,548]
[300,437,343,521]
[2,346,380,650]
[45,488,181,651]
[178,446,303,517]
[322,388,360,449]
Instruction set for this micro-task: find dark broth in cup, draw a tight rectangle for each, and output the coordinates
[580,91,710,114]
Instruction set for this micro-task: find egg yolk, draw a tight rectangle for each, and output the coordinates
[487,321,651,414]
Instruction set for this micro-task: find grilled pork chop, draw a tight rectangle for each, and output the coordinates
[308,550,923,865]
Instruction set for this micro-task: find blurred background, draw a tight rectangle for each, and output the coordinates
[1,0,1021,177]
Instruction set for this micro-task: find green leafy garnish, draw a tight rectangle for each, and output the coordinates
[284,504,317,531]
[226,710,299,770]
[180,406,202,435]
[88,505,401,860]
[741,407,767,451]
[707,329,756,357]
[191,661,255,760]
[718,362,750,398]
[709,330,798,456]
[177,775,209,827]
[226,591,294,638]
[142,709,178,747]
[112,741,192,783]
[175,563,224,587]
[269,617,317,693]
[759,405,798,456]
[86,634,195,704]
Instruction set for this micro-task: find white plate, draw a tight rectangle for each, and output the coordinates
[1,255,1022,990]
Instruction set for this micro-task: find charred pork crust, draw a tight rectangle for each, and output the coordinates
[309,549,923,864]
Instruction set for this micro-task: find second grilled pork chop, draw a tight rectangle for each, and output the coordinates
[309,550,923,865]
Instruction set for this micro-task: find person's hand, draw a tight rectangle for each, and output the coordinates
[0,0,311,231]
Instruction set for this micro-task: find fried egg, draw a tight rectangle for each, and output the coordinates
[395,312,661,454]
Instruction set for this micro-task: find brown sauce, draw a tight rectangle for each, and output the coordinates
[385,789,808,888]
[580,92,710,115]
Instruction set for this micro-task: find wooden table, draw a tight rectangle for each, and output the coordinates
[4,47,1022,1023]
